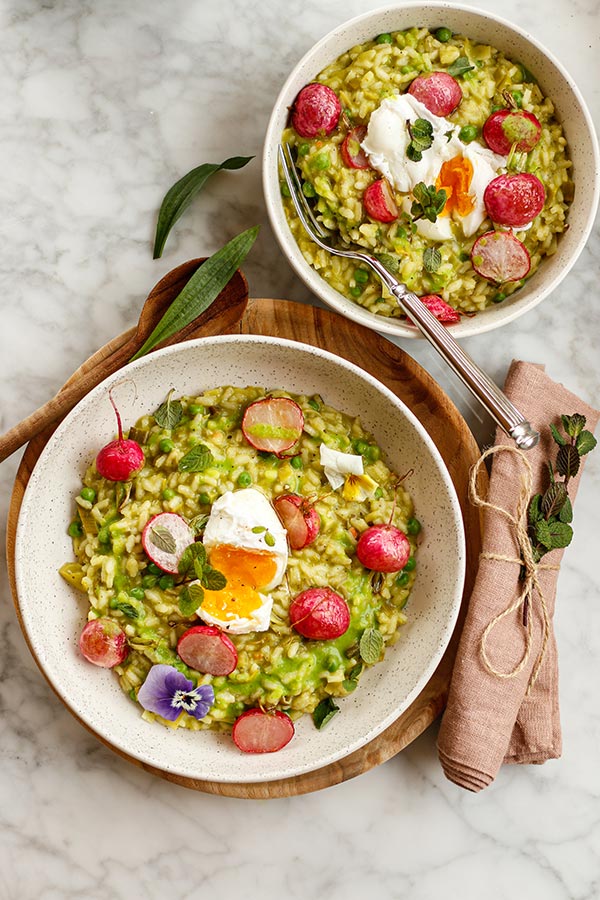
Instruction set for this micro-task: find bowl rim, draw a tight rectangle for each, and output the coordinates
[262,0,600,340]
[14,332,466,783]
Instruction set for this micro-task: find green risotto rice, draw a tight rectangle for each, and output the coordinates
[62,387,418,733]
[281,26,572,317]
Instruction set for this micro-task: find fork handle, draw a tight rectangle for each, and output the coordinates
[379,272,539,449]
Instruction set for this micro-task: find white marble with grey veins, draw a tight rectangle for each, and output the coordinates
[0,0,599,897]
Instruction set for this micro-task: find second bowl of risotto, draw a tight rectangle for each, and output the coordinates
[263,2,599,338]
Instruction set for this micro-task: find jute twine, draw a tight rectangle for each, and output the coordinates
[469,446,559,695]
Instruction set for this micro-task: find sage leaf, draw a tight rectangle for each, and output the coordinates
[201,568,227,591]
[423,246,442,273]
[151,524,177,555]
[154,390,183,430]
[177,541,207,578]
[153,155,254,259]
[556,444,580,480]
[447,56,474,77]
[178,443,214,473]
[178,583,204,617]
[549,423,566,446]
[312,697,340,730]
[131,226,259,360]
[576,430,597,456]
[359,627,384,664]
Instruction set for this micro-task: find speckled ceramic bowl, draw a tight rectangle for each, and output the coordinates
[263,2,599,339]
[15,335,465,783]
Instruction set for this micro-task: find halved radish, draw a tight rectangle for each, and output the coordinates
[483,110,541,156]
[141,512,195,574]
[289,587,350,640]
[291,83,341,138]
[341,126,370,169]
[414,294,461,324]
[407,71,462,117]
[272,494,320,550]
[79,618,128,668]
[363,179,398,223]
[177,625,238,676]
[241,397,304,455]
[471,231,531,283]
[484,173,545,227]
[232,708,295,753]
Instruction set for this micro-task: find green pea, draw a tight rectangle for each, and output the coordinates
[396,226,408,240]
[147,562,162,575]
[512,91,523,107]
[407,517,421,535]
[353,439,369,455]
[141,574,158,589]
[311,151,330,171]
[130,587,145,601]
[258,451,278,462]
[199,492,211,505]
[280,181,291,198]
[404,556,416,572]
[375,32,393,44]
[80,487,96,503]
[189,403,204,415]
[492,292,507,304]
[349,285,363,298]
[290,455,303,469]
[68,520,83,538]
[354,268,370,284]
[162,487,176,500]
[237,472,252,487]
[365,444,381,462]
[490,103,504,113]
[159,575,175,591]
[435,27,452,42]
[159,438,174,453]
[458,124,478,143]
[109,597,119,609]
[302,181,316,198]
[97,526,110,545]
[396,572,410,587]
[308,398,321,411]
[459,251,471,262]
[374,487,384,500]
[400,65,412,74]
[297,142,310,156]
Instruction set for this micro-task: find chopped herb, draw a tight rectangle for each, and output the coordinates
[264,532,276,547]
[447,56,474,77]
[188,514,210,536]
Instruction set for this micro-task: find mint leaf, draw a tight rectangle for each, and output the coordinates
[559,496,573,523]
[423,246,442,273]
[150,524,177,555]
[201,568,227,591]
[114,600,139,619]
[193,558,205,580]
[447,56,474,77]
[546,521,573,550]
[561,413,586,438]
[178,584,203,617]
[556,445,580,479]
[177,541,207,577]
[375,252,401,274]
[411,182,447,224]
[541,483,568,519]
[312,697,340,730]
[359,627,384,664]
[549,423,567,446]
[188,514,210,536]
[153,156,254,259]
[178,443,214,473]
[154,390,183,430]
[535,519,554,550]
[406,118,434,161]
[576,430,597,456]
[528,493,543,524]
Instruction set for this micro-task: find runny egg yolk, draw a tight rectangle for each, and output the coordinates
[436,156,475,218]
[200,544,278,622]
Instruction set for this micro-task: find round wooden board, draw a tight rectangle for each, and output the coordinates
[7,295,484,799]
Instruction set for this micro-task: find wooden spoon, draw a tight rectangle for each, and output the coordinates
[0,260,248,463]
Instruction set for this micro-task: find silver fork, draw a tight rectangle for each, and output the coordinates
[279,143,539,450]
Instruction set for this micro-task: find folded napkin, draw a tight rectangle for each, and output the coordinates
[437,361,599,791]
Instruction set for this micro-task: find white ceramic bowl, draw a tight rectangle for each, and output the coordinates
[15,335,465,784]
[263,2,599,339]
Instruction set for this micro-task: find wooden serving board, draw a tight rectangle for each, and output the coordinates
[7,278,484,799]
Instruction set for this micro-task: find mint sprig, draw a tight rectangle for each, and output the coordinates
[411,182,447,224]
[406,118,434,162]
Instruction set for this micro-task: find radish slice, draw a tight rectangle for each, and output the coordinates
[407,71,462,116]
[141,513,195,574]
[241,398,304,455]
[291,83,341,138]
[272,494,320,550]
[363,179,398,223]
[79,618,128,668]
[341,126,370,169]
[484,173,545,227]
[289,587,350,640]
[232,709,295,753]
[483,110,542,156]
[413,294,461,324]
[177,625,238,676]
[471,231,531,283]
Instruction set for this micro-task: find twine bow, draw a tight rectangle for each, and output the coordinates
[469,446,559,694]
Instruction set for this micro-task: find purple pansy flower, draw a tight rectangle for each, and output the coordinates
[137,664,214,722]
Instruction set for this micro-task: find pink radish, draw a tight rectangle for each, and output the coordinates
[363,179,398,223]
[291,83,341,138]
[356,525,411,572]
[289,587,350,640]
[177,625,238,676]
[232,708,295,753]
[341,126,370,169]
[241,397,304,455]
[471,231,531,282]
[141,512,195,574]
[410,294,460,325]
[79,618,128,668]
[272,494,320,550]
[96,391,145,482]
[483,109,542,156]
[484,173,545,227]
[407,72,462,116]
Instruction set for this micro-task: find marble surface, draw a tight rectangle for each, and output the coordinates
[0,0,598,897]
